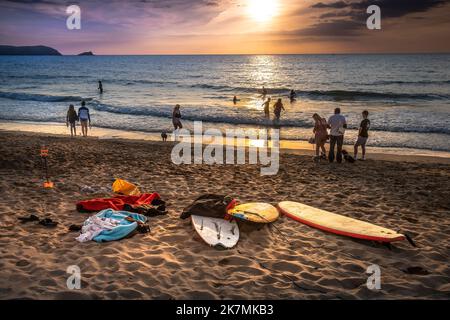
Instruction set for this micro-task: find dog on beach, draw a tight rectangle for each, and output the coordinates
[342,149,356,163]
[161,132,168,142]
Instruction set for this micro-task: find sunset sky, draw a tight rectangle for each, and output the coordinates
[0,0,449,54]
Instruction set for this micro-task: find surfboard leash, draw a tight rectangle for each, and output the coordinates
[399,231,417,248]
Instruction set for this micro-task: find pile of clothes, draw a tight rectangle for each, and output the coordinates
[75,209,149,243]
[74,192,167,243]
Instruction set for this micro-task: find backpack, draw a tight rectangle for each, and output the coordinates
[180,194,237,220]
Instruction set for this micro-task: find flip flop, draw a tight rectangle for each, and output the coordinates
[38,218,58,227]
[68,224,82,232]
[18,214,40,223]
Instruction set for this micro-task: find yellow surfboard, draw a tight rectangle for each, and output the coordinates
[228,203,279,223]
[278,201,405,243]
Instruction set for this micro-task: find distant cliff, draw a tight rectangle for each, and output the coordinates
[78,51,94,56]
[0,45,62,56]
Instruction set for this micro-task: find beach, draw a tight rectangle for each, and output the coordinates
[0,130,449,300]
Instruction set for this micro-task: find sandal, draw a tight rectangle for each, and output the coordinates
[38,218,58,227]
[18,214,40,223]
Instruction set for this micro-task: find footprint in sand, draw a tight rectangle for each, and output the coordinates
[16,259,30,267]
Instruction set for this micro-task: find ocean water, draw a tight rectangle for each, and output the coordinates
[0,54,449,151]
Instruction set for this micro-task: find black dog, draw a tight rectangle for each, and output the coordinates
[161,132,168,142]
[341,149,355,163]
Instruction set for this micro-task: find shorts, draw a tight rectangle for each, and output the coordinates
[355,136,368,146]
[173,119,182,129]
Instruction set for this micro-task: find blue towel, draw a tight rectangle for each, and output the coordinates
[92,209,147,243]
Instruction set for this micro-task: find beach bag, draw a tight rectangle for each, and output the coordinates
[180,194,237,220]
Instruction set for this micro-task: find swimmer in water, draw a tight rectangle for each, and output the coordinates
[273,98,285,125]
[262,97,271,119]
[289,89,296,102]
[98,80,103,94]
[262,86,268,98]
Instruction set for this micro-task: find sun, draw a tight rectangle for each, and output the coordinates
[247,0,279,23]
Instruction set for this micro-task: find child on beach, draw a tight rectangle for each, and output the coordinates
[66,104,78,137]
[78,101,91,137]
[354,110,371,161]
[312,113,328,161]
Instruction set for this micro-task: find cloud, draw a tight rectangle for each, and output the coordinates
[311,0,448,18]
[312,1,348,9]
[305,0,449,37]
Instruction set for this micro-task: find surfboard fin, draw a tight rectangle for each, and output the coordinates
[213,222,221,239]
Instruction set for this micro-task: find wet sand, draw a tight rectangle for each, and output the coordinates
[0,130,449,300]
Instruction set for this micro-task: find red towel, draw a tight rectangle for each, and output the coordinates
[77,193,161,212]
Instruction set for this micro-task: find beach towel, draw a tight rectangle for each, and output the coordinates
[77,192,161,212]
[180,194,237,220]
[76,209,147,243]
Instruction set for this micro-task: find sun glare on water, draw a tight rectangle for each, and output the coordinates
[247,0,279,22]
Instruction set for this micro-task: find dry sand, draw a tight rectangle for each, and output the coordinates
[0,131,449,300]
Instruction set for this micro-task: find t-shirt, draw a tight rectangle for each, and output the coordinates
[328,114,347,136]
[78,106,90,121]
[359,119,371,138]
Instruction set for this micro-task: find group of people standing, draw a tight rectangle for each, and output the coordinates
[312,108,371,163]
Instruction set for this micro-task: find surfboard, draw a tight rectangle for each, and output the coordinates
[278,201,405,243]
[228,203,279,223]
[191,215,239,249]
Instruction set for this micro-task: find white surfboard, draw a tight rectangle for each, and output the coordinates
[191,215,239,249]
[278,201,405,243]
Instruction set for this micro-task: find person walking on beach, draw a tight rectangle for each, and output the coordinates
[172,104,183,130]
[262,97,271,119]
[273,98,285,124]
[98,81,103,94]
[312,113,328,161]
[78,100,91,137]
[328,108,347,163]
[66,104,78,137]
[354,110,371,161]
